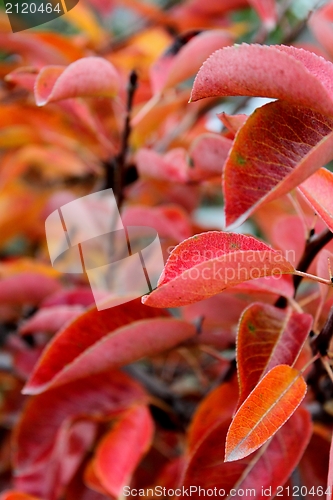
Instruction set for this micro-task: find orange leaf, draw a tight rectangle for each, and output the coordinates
[236,303,312,407]
[182,407,311,498]
[225,365,307,462]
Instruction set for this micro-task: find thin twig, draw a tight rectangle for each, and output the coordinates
[293,228,333,294]
[313,305,333,356]
[104,70,138,206]
[293,270,332,287]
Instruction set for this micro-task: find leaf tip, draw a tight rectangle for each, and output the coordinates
[224,448,242,462]
[21,381,43,395]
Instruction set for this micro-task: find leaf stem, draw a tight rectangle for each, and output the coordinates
[299,352,320,374]
[293,269,333,287]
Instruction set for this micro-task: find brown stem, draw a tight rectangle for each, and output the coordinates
[104,70,138,206]
[313,305,333,356]
[293,228,333,294]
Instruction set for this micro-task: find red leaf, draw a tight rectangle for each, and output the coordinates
[94,405,154,497]
[225,365,307,461]
[5,67,38,92]
[84,459,108,495]
[150,30,233,94]
[142,231,294,308]
[153,457,186,490]
[217,112,248,136]
[268,215,306,267]
[298,426,331,494]
[35,57,120,106]
[0,272,60,306]
[23,299,164,394]
[182,407,311,499]
[122,205,192,242]
[190,44,333,116]
[223,101,333,227]
[19,305,84,335]
[298,168,333,233]
[187,378,239,452]
[233,408,311,499]
[23,304,196,394]
[13,370,147,497]
[188,134,232,181]
[41,287,97,307]
[135,148,188,183]
[237,303,312,407]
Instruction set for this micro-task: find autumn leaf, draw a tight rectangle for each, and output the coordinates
[223,101,333,227]
[143,231,294,308]
[225,365,307,461]
[0,272,60,307]
[188,134,232,181]
[13,370,147,498]
[35,57,120,106]
[23,301,196,394]
[136,147,188,183]
[187,378,239,452]
[150,29,233,94]
[298,168,333,233]
[19,305,84,336]
[236,303,312,407]
[182,407,311,498]
[93,405,154,497]
[308,2,333,60]
[190,44,333,116]
[122,204,192,242]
